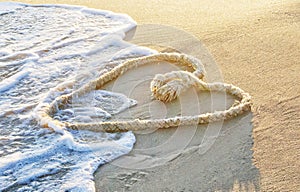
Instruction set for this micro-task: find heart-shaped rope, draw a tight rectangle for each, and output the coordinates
[34,53,251,133]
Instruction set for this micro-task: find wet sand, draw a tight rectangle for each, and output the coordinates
[3,0,300,191]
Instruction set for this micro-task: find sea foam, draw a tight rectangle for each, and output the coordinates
[0,2,155,191]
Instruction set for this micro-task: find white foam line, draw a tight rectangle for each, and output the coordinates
[0,103,37,118]
[83,35,126,56]
[0,2,136,34]
[0,131,134,174]
[0,52,39,66]
[110,45,158,61]
[51,37,88,50]
[0,69,30,93]
[0,2,25,15]
[49,29,76,46]
[80,7,136,32]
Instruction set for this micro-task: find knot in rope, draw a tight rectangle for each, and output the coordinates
[150,71,202,102]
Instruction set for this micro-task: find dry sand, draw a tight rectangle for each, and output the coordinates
[4,0,300,191]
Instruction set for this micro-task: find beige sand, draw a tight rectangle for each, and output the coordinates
[3,0,299,191]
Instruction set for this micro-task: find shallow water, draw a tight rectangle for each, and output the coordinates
[0,2,155,191]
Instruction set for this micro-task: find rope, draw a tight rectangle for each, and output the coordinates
[34,53,251,133]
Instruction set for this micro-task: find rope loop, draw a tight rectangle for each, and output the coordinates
[34,53,252,133]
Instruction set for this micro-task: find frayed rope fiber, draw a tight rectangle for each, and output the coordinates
[34,53,251,133]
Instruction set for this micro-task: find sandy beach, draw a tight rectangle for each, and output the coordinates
[2,0,299,191]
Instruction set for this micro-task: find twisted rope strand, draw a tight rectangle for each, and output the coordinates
[34,53,251,133]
